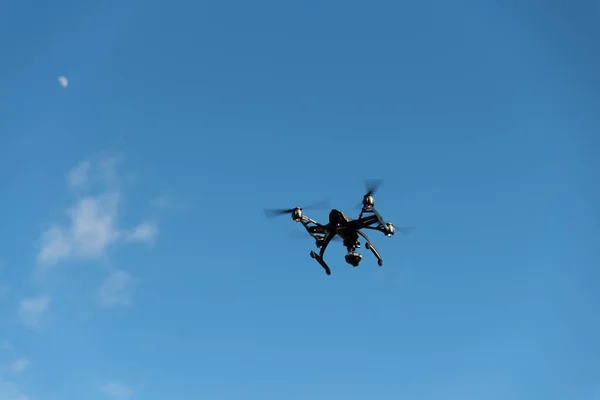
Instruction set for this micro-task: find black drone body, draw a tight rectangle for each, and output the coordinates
[265,180,411,275]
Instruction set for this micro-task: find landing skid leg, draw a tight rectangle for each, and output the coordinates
[310,251,331,275]
[359,231,384,267]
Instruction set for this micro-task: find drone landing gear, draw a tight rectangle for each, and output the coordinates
[361,232,384,267]
[310,251,331,275]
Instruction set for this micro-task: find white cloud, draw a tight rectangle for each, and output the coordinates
[38,193,120,266]
[0,377,29,400]
[99,157,118,183]
[8,358,30,374]
[37,159,158,267]
[150,195,186,213]
[58,76,68,88]
[37,226,74,265]
[102,381,133,399]
[67,160,90,189]
[150,196,169,209]
[18,296,50,328]
[68,193,120,256]
[0,346,30,399]
[98,270,132,307]
[125,222,158,243]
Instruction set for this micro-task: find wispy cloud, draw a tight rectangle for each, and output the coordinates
[0,344,32,399]
[18,296,50,328]
[67,160,90,189]
[125,222,158,243]
[150,194,187,213]
[8,358,30,374]
[102,381,133,399]
[0,378,29,400]
[0,342,29,399]
[98,270,133,307]
[37,159,158,267]
[150,196,170,209]
[58,76,68,88]
[38,193,120,265]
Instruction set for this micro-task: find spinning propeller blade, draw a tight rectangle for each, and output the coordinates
[263,199,330,218]
[355,179,384,209]
[396,226,416,234]
[263,207,296,217]
[364,179,383,196]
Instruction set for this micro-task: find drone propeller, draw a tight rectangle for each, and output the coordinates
[355,179,384,209]
[364,179,383,196]
[264,207,298,217]
[395,226,416,234]
[263,199,330,218]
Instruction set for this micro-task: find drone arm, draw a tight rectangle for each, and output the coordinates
[299,215,328,238]
[371,207,387,225]
[300,214,321,226]
[356,215,379,227]
[359,206,386,225]
[356,208,393,236]
[361,225,388,234]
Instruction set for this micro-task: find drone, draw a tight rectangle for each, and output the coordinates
[264,180,414,275]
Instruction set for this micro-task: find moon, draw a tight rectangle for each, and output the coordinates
[58,76,68,88]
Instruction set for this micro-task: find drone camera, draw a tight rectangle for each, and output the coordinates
[345,251,362,267]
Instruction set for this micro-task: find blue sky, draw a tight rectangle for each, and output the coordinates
[1,0,599,399]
